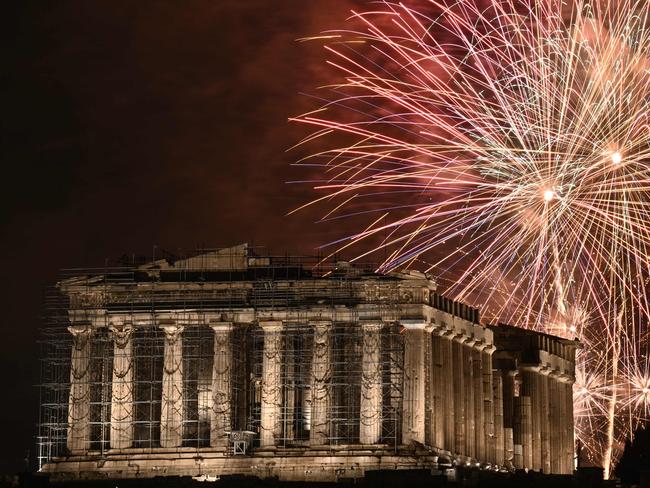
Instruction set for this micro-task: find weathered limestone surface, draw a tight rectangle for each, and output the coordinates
[210,322,233,448]
[109,324,134,449]
[67,325,93,453]
[310,320,332,446]
[42,450,445,482]
[260,321,284,447]
[359,322,382,445]
[160,323,184,448]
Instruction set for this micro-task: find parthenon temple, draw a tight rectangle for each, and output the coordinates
[38,244,578,482]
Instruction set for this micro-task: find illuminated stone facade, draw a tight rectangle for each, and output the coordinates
[39,245,578,482]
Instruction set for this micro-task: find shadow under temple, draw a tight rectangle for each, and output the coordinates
[37,244,579,482]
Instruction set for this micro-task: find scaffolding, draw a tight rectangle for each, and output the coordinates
[37,247,413,469]
[37,245,580,482]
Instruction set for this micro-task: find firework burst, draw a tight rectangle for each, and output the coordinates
[294,0,650,476]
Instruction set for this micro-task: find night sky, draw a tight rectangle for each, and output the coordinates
[1,1,365,474]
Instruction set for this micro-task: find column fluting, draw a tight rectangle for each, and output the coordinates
[67,325,93,453]
[109,323,134,449]
[160,323,184,448]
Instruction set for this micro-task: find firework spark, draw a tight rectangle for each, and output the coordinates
[294,0,650,476]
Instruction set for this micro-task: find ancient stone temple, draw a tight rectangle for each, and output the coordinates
[37,244,578,482]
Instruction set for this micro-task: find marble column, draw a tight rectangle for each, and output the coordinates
[548,372,560,474]
[424,325,433,447]
[359,322,383,445]
[502,370,517,468]
[260,321,284,448]
[464,339,476,458]
[284,333,296,442]
[387,326,402,439]
[160,323,184,448]
[481,345,495,464]
[557,375,567,473]
[520,367,542,470]
[402,321,427,445]
[539,368,551,473]
[472,343,485,461]
[67,325,93,453]
[302,358,313,434]
[430,329,445,449]
[441,331,456,453]
[310,320,332,446]
[109,323,134,449]
[493,372,505,466]
[452,335,467,455]
[513,395,532,469]
[561,376,575,474]
[210,322,233,448]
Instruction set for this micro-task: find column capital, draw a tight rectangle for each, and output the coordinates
[400,319,427,330]
[210,321,233,333]
[360,320,384,330]
[259,320,283,332]
[107,314,132,328]
[309,320,332,330]
[482,344,496,354]
[68,324,93,336]
[108,320,133,331]
[159,321,183,337]
[109,323,134,342]
[453,333,469,344]
[519,364,542,373]
[474,340,487,351]
[425,322,442,334]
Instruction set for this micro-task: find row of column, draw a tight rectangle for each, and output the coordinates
[512,367,574,474]
[400,322,503,468]
[258,320,385,447]
[66,321,233,452]
[66,320,574,473]
[67,323,138,452]
[256,320,497,453]
[424,330,498,463]
[65,320,389,452]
